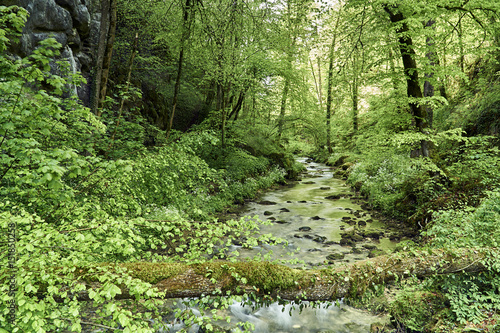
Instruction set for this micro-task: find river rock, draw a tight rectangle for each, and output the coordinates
[351,247,364,254]
[311,215,321,220]
[358,220,367,227]
[326,252,345,261]
[365,231,384,239]
[325,194,341,200]
[275,220,288,224]
[313,236,326,243]
[302,181,315,184]
[280,208,290,212]
[323,241,337,246]
[298,200,307,203]
[362,244,377,250]
[298,226,311,232]
[339,238,354,246]
[263,211,273,216]
[319,187,330,190]
[351,234,364,242]
[267,217,276,221]
[258,200,277,205]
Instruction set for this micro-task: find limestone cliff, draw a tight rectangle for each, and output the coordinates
[1,0,103,105]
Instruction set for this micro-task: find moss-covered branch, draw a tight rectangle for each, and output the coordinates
[63,248,496,302]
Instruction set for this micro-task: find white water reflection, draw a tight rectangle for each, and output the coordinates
[159,299,382,333]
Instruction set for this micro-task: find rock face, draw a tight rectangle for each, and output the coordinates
[4,0,101,104]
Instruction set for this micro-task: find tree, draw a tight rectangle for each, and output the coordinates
[384,4,430,157]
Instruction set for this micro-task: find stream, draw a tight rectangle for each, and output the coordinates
[159,158,398,333]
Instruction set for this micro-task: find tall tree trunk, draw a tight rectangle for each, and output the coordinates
[228,91,245,121]
[277,76,290,139]
[384,5,429,158]
[352,75,358,133]
[325,9,342,154]
[90,0,110,115]
[309,57,322,109]
[424,19,436,129]
[166,0,193,140]
[96,0,117,116]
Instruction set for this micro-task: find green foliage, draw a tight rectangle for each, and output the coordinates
[389,286,447,331]
[424,191,500,249]
[347,153,422,218]
[0,9,290,332]
[439,272,500,325]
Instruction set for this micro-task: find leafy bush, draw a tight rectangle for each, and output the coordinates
[347,153,422,218]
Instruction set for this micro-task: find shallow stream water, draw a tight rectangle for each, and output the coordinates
[159,158,396,333]
[226,158,398,267]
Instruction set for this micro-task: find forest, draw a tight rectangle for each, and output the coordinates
[0,0,499,332]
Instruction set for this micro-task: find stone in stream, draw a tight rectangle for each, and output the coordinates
[311,215,322,220]
[286,201,293,203]
[308,248,322,252]
[298,226,311,232]
[258,200,277,205]
[313,236,327,243]
[304,234,314,240]
[302,181,315,184]
[362,244,377,250]
[366,219,374,223]
[365,231,384,239]
[294,234,302,238]
[319,187,331,190]
[358,220,367,227]
[351,247,364,254]
[326,252,345,261]
[275,220,289,224]
[325,194,341,200]
[340,238,355,246]
[280,208,291,212]
[323,241,338,246]
[267,217,276,221]
[263,211,273,216]
[298,200,307,203]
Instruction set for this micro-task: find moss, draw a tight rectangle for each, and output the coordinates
[193,262,313,292]
[389,290,447,332]
[120,262,186,284]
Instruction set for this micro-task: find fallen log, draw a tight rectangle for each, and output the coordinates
[68,248,495,302]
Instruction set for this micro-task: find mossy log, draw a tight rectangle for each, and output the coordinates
[74,248,493,302]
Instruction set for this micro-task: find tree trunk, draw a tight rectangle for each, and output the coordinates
[277,76,290,138]
[166,0,193,140]
[90,0,110,115]
[96,0,117,116]
[384,5,429,158]
[53,248,493,302]
[325,9,342,154]
[424,19,436,129]
[228,91,245,121]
